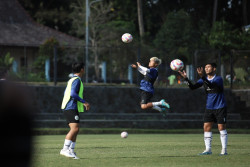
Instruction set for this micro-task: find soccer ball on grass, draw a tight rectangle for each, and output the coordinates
[121,131,128,138]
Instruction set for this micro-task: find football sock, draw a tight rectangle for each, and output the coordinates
[204,132,212,152]
[70,142,76,152]
[220,130,228,153]
[63,139,72,150]
[152,101,161,106]
[152,106,162,111]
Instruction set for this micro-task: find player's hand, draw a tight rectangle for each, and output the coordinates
[83,102,90,111]
[197,67,204,78]
[178,70,187,79]
[131,64,137,68]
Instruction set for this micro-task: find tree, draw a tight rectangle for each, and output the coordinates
[71,0,118,79]
[242,0,248,26]
[212,0,218,26]
[153,10,199,63]
[137,0,145,40]
[18,0,77,35]
[208,20,241,51]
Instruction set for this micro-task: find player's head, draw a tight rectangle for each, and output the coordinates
[149,57,161,68]
[205,63,217,75]
[72,62,85,74]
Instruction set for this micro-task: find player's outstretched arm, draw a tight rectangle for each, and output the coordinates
[131,64,137,69]
[178,70,202,90]
[178,70,187,79]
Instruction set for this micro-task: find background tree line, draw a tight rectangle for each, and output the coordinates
[18,0,250,81]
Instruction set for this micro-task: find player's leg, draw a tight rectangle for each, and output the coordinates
[217,108,228,155]
[60,110,79,158]
[201,122,213,154]
[140,91,153,109]
[199,109,214,155]
[152,99,170,109]
[218,124,227,155]
[67,123,80,159]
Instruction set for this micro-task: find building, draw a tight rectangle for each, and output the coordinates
[0,0,81,77]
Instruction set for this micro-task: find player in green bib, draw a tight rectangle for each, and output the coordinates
[60,62,90,159]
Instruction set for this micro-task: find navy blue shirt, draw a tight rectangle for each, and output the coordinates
[140,68,158,94]
[185,75,226,109]
[64,76,85,111]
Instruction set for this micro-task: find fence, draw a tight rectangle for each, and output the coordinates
[1,45,250,88]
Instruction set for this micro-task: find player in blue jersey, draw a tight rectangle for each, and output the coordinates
[178,63,228,155]
[60,62,90,159]
[131,57,170,118]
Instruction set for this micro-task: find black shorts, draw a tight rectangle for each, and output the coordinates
[140,90,153,104]
[63,110,80,124]
[203,107,227,124]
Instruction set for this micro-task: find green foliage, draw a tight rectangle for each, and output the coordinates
[208,20,241,50]
[240,31,250,49]
[153,10,199,63]
[234,67,248,82]
[38,37,59,58]
[0,52,14,68]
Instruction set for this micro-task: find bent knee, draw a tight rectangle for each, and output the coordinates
[141,104,147,109]
[71,127,79,133]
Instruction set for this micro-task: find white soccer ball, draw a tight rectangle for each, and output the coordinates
[121,33,133,43]
[170,59,184,71]
[121,131,128,138]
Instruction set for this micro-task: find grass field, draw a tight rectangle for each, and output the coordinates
[32,134,250,167]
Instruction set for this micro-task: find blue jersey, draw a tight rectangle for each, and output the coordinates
[140,68,158,94]
[185,75,226,109]
[64,76,85,111]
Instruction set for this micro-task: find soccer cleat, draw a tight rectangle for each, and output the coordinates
[60,149,75,158]
[220,149,228,156]
[198,151,212,155]
[70,151,80,159]
[219,152,228,156]
[160,99,170,109]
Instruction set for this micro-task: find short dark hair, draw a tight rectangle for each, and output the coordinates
[72,62,85,73]
[206,63,217,68]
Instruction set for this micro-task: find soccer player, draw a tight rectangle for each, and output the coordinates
[131,57,170,118]
[178,63,228,155]
[60,62,90,159]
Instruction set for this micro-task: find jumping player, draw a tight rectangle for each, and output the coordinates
[131,57,170,118]
[60,62,90,159]
[178,63,228,155]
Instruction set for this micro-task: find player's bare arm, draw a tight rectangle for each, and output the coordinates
[131,64,137,68]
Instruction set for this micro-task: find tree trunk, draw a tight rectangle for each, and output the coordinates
[212,0,218,26]
[94,49,99,80]
[137,0,145,40]
[243,0,248,25]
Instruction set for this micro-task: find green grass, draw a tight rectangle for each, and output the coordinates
[33,128,250,135]
[31,134,250,167]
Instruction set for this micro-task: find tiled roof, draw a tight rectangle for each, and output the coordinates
[0,0,81,47]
